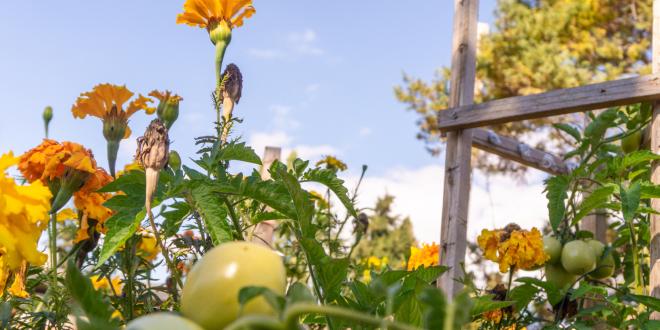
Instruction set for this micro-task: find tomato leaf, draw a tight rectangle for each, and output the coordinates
[553,123,581,141]
[162,202,191,236]
[217,142,262,165]
[286,282,315,305]
[419,286,446,330]
[470,294,514,317]
[573,183,617,225]
[191,184,232,244]
[516,277,563,306]
[274,165,315,236]
[621,182,641,222]
[97,209,145,266]
[238,286,286,314]
[544,175,570,232]
[65,261,120,329]
[303,168,357,217]
[508,283,539,312]
[625,294,660,312]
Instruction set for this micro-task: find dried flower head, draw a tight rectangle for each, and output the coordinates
[136,119,170,213]
[221,63,243,104]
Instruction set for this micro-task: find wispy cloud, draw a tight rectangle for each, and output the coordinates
[247,28,325,60]
[358,127,372,137]
[247,48,285,60]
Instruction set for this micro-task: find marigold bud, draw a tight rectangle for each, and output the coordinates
[168,150,181,170]
[43,106,53,138]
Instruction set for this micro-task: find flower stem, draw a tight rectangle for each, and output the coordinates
[282,303,420,330]
[107,140,120,178]
[147,209,184,291]
[505,268,514,301]
[215,41,228,90]
[49,213,58,287]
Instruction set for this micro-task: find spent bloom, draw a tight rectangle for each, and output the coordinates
[316,155,348,172]
[477,224,549,273]
[407,243,440,271]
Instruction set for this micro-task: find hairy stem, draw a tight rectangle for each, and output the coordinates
[49,213,58,287]
[283,303,420,330]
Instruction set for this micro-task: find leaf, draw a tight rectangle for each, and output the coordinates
[410,266,449,284]
[303,168,357,217]
[544,175,570,232]
[640,181,660,199]
[213,174,297,220]
[470,294,514,317]
[508,283,539,312]
[626,294,660,312]
[553,123,581,141]
[622,150,660,169]
[251,211,288,224]
[275,166,315,236]
[103,194,143,211]
[516,277,563,305]
[621,182,641,222]
[238,286,286,314]
[218,142,262,165]
[573,184,617,225]
[65,261,120,328]
[191,184,232,244]
[571,283,607,300]
[162,202,191,236]
[584,108,618,141]
[286,282,315,305]
[394,293,423,326]
[97,209,144,266]
[419,286,446,330]
[98,170,144,195]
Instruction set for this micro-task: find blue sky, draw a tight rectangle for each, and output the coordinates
[1,1,550,247]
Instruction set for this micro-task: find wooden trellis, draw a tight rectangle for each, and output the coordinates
[438,0,660,304]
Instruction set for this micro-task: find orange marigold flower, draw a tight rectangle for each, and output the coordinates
[482,309,503,323]
[136,229,160,262]
[73,167,114,223]
[478,226,549,273]
[176,0,255,30]
[18,139,96,183]
[407,243,439,271]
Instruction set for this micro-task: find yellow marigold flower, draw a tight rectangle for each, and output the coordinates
[7,263,28,298]
[315,155,348,172]
[136,229,160,262]
[478,226,549,273]
[73,168,114,223]
[0,152,51,270]
[309,190,329,209]
[407,243,440,271]
[90,275,123,295]
[176,0,255,30]
[477,229,502,262]
[56,208,78,222]
[18,139,96,183]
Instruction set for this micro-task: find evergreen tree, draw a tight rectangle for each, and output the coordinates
[353,194,417,268]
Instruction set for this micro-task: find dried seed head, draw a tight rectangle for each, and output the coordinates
[221,63,243,104]
[500,223,522,242]
[136,119,170,170]
[354,212,369,235]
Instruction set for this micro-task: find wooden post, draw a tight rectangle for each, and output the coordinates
[650,0,660,309]
[438,0,479,298]
[251,146,282,247]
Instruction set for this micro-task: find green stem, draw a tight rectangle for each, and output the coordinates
[224,198,244,240]
[282,303,420,330]
[49,213,58,287]
[627,219,643,294]
[124,239,136,320]
[215,41,228,90]
[224,315,284,330]
[147,210,184,291]
[107,140,120,178]
[505,268,514,301]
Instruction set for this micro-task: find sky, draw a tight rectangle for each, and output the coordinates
[0,1,550,245]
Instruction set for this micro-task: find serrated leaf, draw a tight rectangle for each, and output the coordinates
[622,150,660,169]
[275,166,314,236]
[419,286,446,330]
[97,209,145,266]
[162,202,191,236]
[573,184,617,225]
[544,175,570,232]
[553,123,581,141]
[65,261,120,328]
[508,283,539,312]
[213,174,297,220]
[626,294,660,312]
[516,277,563,305]
[410,266,449,284]
[251,211,287,224]
[621,182,641,222]
[470,294,514,317]
[570,283,607,300]
[394,293,423,326]
[218,142,262,165]
[287,282,315,305]
[98,170,144,195]
[303,168,357,217]
[238,286,286,314]
[191,185,232,244]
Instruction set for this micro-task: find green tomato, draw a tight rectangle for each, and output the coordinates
[621,130,642,154]
[543,236,562,264]
[585,239,605,258]
[589,251,615,280]
[126,313,203,330]
[181,241,287,330]
[561,240,596,275]
[545,263,577,291]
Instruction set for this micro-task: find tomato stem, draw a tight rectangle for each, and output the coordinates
[282,303,421,330]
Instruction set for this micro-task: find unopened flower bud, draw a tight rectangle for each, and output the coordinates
[43,106,53,138]
[168,150,181,170]
[153,91,182,129]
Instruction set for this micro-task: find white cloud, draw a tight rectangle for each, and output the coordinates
[288,144,338,160]
[249,131,293,156]
[248,130,340,163]
[344,166,548,245]
[248,28,325,60]
[269,104,300,130]
[358,127,372,137]
[247,48,285,59]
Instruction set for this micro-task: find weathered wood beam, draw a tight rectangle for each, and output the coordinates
[472,129,571,175]
[438,0,478,298]
[251,146,282,247]
[650,0,660,312]
[438,73,660,131]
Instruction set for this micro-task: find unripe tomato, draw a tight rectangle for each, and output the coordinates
[126,313,203,330]
[621,130,642,154]
[543,236,562,264]
[585,239,605,259]
[561,240,596,275]
[545,263,576,291]
[181,241,286,330]
[589,252,615,279]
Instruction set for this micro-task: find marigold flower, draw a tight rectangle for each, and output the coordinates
[56,208,78,222]
[482,309,503,323]
[176,0,255,31]
[71,83,154,177]
[309,190,329,209]
[137,229,160,262]
[90,275,123,295]
[73,168,114,223]
[18,139,96,184]
[7,262,28,298]
[316,155,348,172]
[477,226,549,273]
[0,152,51,270]
[150,90,183,129]
[407,243,440,271]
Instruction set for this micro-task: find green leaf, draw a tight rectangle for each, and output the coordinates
[213,174,297,220]
[516,277,563,305]
[394,292,423,326]
[275,166,315,236]
[584,108,618,141]
[419,286,446,330]
[303,168,357,217]
[622,150,660,169]
[65,261,120,328]
[640,181,660,199]
[570,282,607,300]
[162,202,191,236]
[544,175,570,232]
[621,182,641,222]
[286,282,315,305]
[103,194,143,211]
[251,211,287,225]
[98,170,144,195]
[218,142,262,165]
[626,294,660,312]
[238,286,286,314]
[410,266,449,284]
[508,283,539,312]
[191,184,232,244]
[553,123,581,141]
[470,294,514,317]
[573,183,617,225]
[97,209,144,266]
